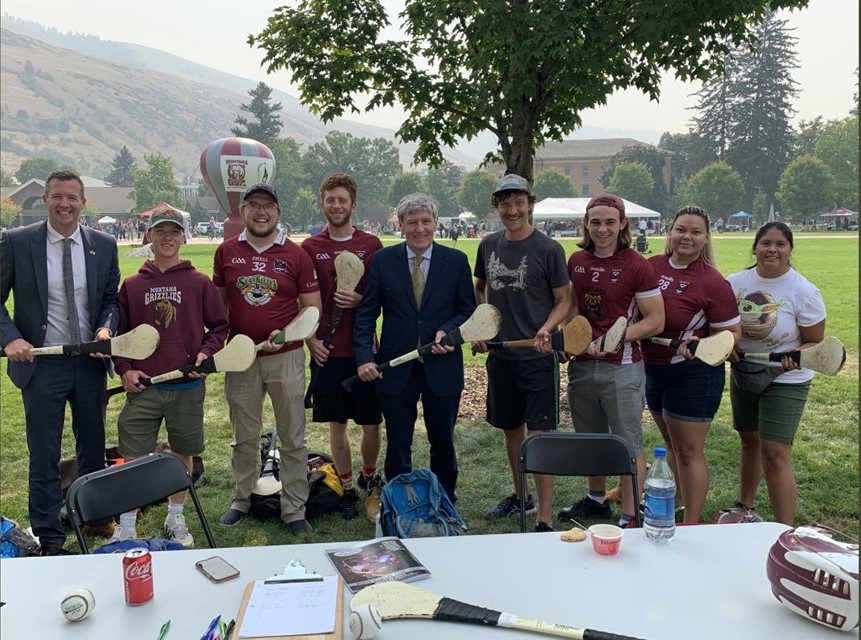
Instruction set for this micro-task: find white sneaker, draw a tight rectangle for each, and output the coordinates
[107,524,137,545]
[164,512,194,548]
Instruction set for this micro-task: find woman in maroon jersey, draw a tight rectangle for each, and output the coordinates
[641,206,741,523]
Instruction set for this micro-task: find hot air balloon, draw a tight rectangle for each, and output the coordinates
[200,137,277,240]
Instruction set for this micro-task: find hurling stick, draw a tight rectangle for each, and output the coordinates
[1,324,160,359]
[252,431,281,496]
[592,316,627,354]
[487,315,592,355]
[255,306,320,352]
[741,336,846,376]
[305,252,365,407]
[351,581,647,640]
[341,303,502,390]
[647,330,735,366]
[103,334,256,400]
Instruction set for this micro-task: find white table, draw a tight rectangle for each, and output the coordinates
[1,523,856,640]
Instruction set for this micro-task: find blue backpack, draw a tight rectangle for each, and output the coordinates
[379,470,467,538]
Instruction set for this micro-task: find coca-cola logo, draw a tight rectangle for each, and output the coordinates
[125,561,152,581]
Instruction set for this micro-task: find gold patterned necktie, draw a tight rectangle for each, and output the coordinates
[411,254,425,308]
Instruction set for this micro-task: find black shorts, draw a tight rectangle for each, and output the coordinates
[486,353,559,431]
[310,356,382,426]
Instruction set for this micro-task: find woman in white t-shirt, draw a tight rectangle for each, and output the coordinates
[726,222,826,525]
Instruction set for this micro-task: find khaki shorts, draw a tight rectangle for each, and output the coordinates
[730,379,810,444]
[567,359,645,455]
[118,383,206,456]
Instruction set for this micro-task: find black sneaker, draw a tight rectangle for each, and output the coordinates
[534,521,555,532]
[485,493,536,519]
[558,495,612,521]
[287,519,313,535]
[40,543,74,556]
[357,472,384,493]
[218,508,247,527]
[341,488,359,520]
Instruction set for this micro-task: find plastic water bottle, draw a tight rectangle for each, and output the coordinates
[644,447,676,543]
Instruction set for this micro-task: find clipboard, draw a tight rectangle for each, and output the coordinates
[233,576,344,640]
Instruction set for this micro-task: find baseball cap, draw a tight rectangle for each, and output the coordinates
[147,205,191,240]
[586,193,626,216]
[244,183,279,204]
[492,174,531,197]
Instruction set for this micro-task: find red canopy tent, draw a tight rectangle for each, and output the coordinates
[820,208,858,217]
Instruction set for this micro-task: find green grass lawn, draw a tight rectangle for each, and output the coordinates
[1,233,857,551]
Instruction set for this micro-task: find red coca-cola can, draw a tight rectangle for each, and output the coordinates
[123,548,153,605]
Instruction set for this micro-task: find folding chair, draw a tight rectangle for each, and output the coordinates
[517,432,640,532]
[65,452,216,553]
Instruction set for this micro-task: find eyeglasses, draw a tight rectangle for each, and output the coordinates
[243,203,279,214]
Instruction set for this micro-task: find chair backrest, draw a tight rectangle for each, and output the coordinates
[518,432,639,531]
[66,453,216,553]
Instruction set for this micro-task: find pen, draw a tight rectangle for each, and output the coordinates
[224,619,236,640]
[157,619,170,640]
[263,575,325,584]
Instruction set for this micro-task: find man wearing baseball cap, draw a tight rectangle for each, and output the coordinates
[560,193,664,528]
[112,204,229,547]
[213,183,322,535]
[473,174,571,532]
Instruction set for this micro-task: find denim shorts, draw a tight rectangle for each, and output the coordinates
[645,359,726,422]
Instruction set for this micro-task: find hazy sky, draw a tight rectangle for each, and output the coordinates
[2,0,857,137]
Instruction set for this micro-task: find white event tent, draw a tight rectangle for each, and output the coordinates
[532,197,661,221]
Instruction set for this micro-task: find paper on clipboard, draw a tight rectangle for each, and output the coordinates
[237,575,338,638]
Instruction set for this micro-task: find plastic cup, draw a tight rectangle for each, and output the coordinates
[588,524,624,555]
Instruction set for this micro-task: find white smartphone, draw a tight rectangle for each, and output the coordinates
[195,556,240,583]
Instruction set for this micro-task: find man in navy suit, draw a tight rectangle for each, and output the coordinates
[1,171,120,555]
[354,193,475,500]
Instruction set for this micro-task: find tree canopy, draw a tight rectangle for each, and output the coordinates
[600,145,668,211]
[533,168,577,200]
[775,156,835,220]
[15,158,60,184]
[388,172,426,208]
[250,0,806,185]
[231,81,284,146]
[685,161,745,219]
[458,170,497,221]
[129,153,182,212]
[105,145,136,187]
[607,163,655,207]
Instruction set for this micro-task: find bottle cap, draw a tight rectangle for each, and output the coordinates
[654,446,667,457]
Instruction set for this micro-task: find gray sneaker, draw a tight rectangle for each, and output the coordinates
[486,493,536,519]
[164,512,194,548]
[288,519,313,535]
[218,508,247,527]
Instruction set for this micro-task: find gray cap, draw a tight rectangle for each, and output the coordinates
[492,174,531,197]
[244,183,279,204]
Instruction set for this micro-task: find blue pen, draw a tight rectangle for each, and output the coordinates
[199,615,221,640]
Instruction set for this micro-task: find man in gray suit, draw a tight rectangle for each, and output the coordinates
[1,171,120,555]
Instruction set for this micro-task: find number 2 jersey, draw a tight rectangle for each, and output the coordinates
[567,247,660,365]
[213,231,319,356]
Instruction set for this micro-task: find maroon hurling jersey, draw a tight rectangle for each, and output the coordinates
[213,234,319,354]
[301,228,382,357]
[641,254,739,365]
[568,247,660,365]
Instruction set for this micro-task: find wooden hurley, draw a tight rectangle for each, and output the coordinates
[103,334,257,401]
[647,330,735,366]
[741,336,846,376]
[592,316,627,354]
[341,303,502,390]
[305,252,365,408]
[252,431,281,496]
[487,315,592,356]
[256,306,320,352]
[1,324,160,360]
[351,581,648,640]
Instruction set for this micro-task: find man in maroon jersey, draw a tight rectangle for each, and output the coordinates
[302,173,384,521]
[213,183,322,535]
[560,193,664,528]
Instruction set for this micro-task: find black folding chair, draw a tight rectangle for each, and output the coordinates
[517,432,640,532]
[65,452,216,553]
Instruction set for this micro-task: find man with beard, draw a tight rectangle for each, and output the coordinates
[213,183,322,535]
[302,173,384,520]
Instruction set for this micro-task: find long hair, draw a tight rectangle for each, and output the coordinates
[578,193,631,251]
[663,205,716,266]
[746,221,794,270]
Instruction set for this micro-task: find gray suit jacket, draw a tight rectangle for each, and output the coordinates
[0,221,120,388]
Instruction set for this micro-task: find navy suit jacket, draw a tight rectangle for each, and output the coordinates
[0,221,120,388]
[354,242,475,397]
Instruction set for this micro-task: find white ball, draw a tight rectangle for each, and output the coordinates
[61,587,95,622]
[349,603,382,639]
